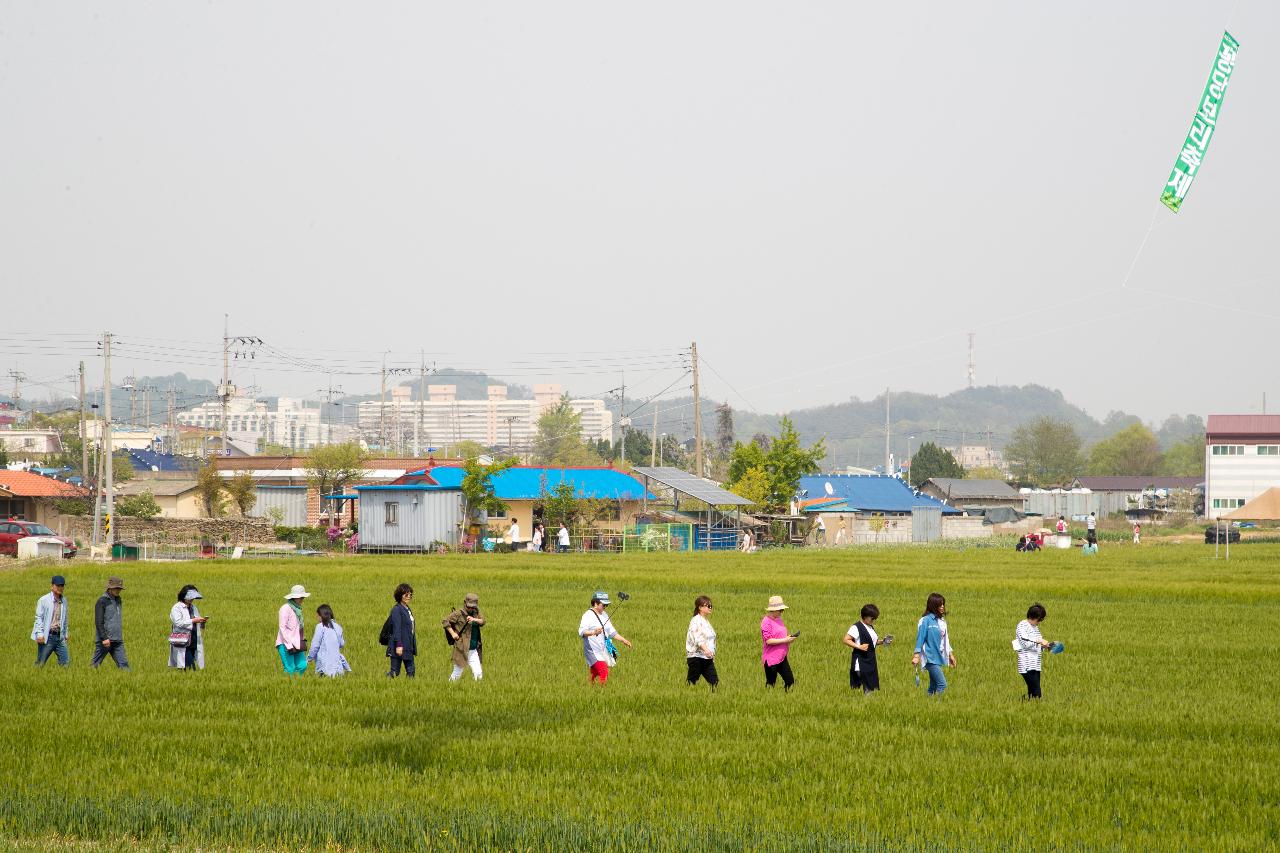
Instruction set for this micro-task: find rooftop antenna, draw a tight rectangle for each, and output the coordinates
[967,332,976,389]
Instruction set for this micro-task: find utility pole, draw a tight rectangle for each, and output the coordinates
[220,315,232,454]
[651,407,659,467]
[7,370,26,424]
[125,380,138,429]
[102,332,114,549]
[168,384,177,455]
[78,362,89,482]
[691,342,703,477]
[619,371,626,464]
[417,353,427,457]
[380,353,388,453]
[884,387,891,476]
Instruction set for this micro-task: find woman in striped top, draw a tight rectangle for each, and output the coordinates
[1014,603,1053,699]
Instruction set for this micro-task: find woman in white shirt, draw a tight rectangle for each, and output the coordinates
[685,596,718,690]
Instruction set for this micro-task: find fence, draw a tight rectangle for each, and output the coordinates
[623,523,695,553]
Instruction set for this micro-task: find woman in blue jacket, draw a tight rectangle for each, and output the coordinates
[912,592,955,695]
[386,583,417,678]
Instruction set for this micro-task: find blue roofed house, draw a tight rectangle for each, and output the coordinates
[356,465,654,552]
[795,474,975,544]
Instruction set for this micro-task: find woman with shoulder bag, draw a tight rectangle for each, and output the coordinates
[168,584,208,670]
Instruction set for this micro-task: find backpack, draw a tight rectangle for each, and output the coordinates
[378,614,393,647]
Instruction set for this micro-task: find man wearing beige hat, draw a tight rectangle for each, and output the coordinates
[92,576,130,670]
[276,584,311,675]
[442,592,486,681]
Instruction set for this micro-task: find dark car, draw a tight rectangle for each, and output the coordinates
[1204,525,1241,544]
[0,520,77,557]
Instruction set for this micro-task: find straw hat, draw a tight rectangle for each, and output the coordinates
[765,595,788,611]
[284,584,312,600]
[106,576,125,591]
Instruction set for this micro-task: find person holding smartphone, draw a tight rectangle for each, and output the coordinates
[168,585,208,670]
[761,595,797,691]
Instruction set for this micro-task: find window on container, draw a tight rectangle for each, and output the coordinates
[385,502,399,525]
[1258,446,1279,455]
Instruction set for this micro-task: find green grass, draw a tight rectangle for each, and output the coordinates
[2,544,1278,851]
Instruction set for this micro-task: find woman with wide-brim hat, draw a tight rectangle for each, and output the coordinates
[761,595,798,691]
[276,584,311,675]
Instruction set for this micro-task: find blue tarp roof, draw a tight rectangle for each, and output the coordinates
[797,475,961,515]
[363,466,654,501]
[127,449,192,472]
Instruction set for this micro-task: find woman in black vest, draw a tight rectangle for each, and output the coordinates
[843,603,889,693]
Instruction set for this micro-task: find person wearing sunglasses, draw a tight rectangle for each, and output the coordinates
[685,596,718,690]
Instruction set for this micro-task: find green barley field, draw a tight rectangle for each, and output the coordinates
[1,544,1277,851]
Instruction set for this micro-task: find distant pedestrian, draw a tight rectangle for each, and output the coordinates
[531,523,544,553]
[844,603,887,693]
[386,583,417,678]
[276,584,311,675]
[1013,603,1054,699]
[1086,512,1097,544]
[1055,516,1067,535]
[507,519,521,553]
[813,516,827,546]
[579,590,632,684]
[1082,539,1099,555]
[685,595,718,690]
[307,604,351,677]
[835,517,848,545]
[1132,522,1141,545]
[912,593,955,696]
[168,585,207,670]
[761,595,797,691]
[92,576,129,670]
[557,522,570,553]
[739,530,753,553]
[32,574,70,668]
[443,592,485,681]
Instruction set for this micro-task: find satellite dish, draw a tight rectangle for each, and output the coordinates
[824,482,834,496]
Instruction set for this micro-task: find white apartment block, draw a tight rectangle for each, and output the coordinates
[944,445,1008,473]
[356,384,613,452]
[177,396,339,451]
[1204,414,1280,519]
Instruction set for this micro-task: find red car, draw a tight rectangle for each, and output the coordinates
[0,520,77,558]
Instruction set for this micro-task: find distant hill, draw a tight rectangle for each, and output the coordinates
[603,385,1205,470]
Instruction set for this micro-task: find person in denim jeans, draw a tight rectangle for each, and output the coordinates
[912,592,955,695]
[32,575,70,667]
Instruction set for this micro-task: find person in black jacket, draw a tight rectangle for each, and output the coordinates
[387,583,417,678]
[92,576,129,670]
[843,603,888,693]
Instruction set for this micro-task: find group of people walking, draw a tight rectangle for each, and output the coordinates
[31,575,1060,699]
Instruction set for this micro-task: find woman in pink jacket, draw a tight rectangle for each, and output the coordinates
[277,584,311,675]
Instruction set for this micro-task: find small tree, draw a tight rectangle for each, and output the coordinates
[542,481,582,528]
[730,466,771,511]
[195,460,227,517]
[112,453,135,483]
[224,471,258,516]
[909,442,964,488]
[459,454,518,524]
[1087,423,1162,476]
[1160,435,1205,477]
[532,396,602,466]
[305,442,368,501]
[1005,417,1083,487]
[116,490,162,519]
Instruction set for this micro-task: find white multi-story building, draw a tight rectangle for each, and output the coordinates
[1204,414,1280,519]
[944,445,1008,473]
[357,384,612,452]
[177,396,344,451]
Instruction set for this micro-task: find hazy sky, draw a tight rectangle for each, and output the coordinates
[2,2,1275,423]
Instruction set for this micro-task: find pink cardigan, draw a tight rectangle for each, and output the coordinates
[276,603,304,650]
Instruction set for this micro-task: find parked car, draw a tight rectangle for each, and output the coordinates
[0,520,77,557]
[1204,525,1241,544]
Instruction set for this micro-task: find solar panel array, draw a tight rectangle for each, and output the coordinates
[632,466,755,506]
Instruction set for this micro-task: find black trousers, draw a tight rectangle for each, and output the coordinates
[764,658,794,690]
[388,655,415,678]
[1022,669,1042,699]
[686,656,719,687]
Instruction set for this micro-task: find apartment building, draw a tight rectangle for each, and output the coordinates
[177,396,346,451]
[1204,414,1280,519]
[356,384,613,452]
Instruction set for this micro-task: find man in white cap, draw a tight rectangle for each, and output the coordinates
[578,590,632,685]
[277,584,311,675]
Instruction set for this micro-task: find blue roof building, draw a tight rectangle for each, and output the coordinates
[796,475,961,515]
[389,466,654,501]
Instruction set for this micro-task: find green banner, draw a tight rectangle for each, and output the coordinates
[1161,31,1240,213]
